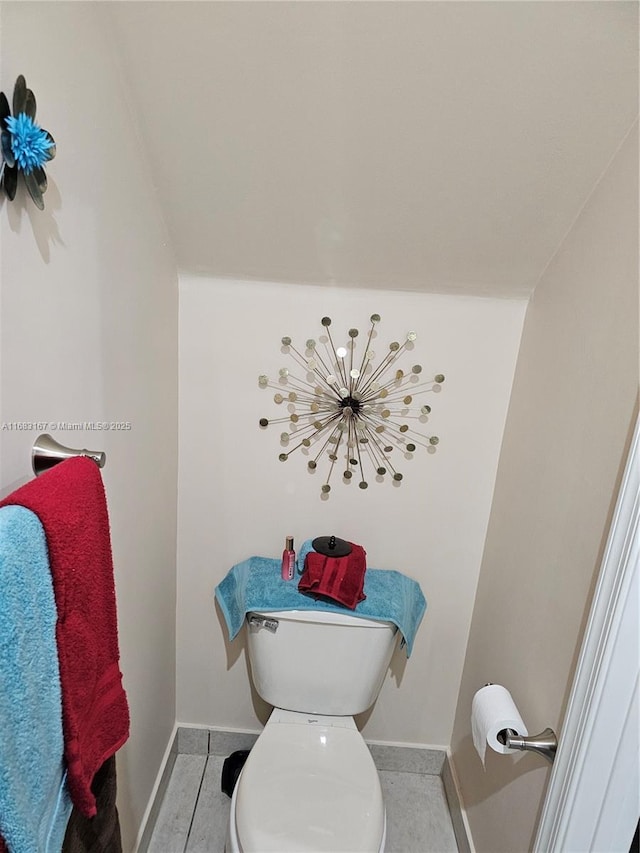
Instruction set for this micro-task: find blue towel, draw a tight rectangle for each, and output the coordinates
[215,542,426,656]
[0,506,72,853]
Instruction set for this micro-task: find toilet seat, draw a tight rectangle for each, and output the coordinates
[230,710,386,853]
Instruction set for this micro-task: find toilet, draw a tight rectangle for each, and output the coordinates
[225,608,399,853]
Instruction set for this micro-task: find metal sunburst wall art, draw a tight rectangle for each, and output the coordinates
[259,314,445,495]
[0,75,56,210]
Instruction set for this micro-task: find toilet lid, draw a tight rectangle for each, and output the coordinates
[236,719,384,853]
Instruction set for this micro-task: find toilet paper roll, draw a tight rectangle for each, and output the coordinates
[471,684,528,766]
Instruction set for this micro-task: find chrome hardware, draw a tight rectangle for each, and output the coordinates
[484,683,557,764]
[32,434,106,476]
[498,727,558,763]
[248,615,279,633]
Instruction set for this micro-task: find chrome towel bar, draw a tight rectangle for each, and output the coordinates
[32,434,106,477]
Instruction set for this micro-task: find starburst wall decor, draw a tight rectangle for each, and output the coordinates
[258,314,445,494]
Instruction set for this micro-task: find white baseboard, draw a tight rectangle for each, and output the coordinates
[175,720,261,735]
[442,750,475,853]
[134,722,179,853]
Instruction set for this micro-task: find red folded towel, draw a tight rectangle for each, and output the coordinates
[298,543,367,609]
[0,457,129,818]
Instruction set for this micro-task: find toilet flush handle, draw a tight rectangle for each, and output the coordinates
[248,615,279,633]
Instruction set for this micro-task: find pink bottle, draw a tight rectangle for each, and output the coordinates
[281,536,295,581]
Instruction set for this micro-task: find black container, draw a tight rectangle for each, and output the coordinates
[221,750,251,798]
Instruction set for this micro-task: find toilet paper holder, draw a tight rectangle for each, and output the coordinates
[484,683,557,763]
[497,727,557,763]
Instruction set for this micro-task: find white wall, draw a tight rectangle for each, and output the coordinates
[110,1,639,300]
[0,3,179,848]
[451,123,638,852]
[177,278,525,745]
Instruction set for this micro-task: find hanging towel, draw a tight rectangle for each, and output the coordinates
[0,458,130,819]
[62,756,122,853]
[0,506,73,852]
[215,553,427,656]
[298,542,367,609]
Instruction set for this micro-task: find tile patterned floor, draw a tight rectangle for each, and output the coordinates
[147,730,459,853]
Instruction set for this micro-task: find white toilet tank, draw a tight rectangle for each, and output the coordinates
[246,609,399,715]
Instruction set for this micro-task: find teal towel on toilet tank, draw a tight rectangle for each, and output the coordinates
[214,548,426,657]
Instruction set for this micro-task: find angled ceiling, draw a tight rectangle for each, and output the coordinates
[110,1,638,298]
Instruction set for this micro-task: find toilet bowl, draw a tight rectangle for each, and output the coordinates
[226,709,386,853]
[226,609,399,853]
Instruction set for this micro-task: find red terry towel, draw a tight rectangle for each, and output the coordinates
[0,457,130,818]
[298,543,367,609]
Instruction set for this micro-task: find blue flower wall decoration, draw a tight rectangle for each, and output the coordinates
[0,75,56,210]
